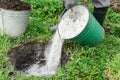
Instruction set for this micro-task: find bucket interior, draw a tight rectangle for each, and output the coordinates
[58,5,89,40]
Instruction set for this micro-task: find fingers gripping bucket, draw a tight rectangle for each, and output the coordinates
[58,5,105,46]
[0,9,30,37]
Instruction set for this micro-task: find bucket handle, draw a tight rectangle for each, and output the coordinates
[57,8,66,38]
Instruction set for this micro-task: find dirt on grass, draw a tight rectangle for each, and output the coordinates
[0,0,31,10]
[110,0,120,13]
[7,41,71,71]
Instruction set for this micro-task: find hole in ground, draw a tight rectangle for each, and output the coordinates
[7,41,70,72]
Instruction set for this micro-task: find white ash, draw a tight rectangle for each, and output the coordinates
[25,30,64,76]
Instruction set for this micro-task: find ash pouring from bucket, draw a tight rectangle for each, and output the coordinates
[24,30,64,76]
[24,8,78,76]
[22,8,79,76]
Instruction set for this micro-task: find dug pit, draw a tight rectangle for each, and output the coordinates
[7,41,70,72]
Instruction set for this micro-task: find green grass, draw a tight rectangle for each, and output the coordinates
[0,0,120,80]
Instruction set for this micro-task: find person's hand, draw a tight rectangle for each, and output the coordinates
[63,0,78,9]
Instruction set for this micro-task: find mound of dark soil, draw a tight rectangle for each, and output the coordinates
[0,0,31,10]
[7,41,70,71]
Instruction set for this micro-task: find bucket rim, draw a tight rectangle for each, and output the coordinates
[0,8,31,12]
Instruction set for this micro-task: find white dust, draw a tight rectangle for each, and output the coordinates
[25,30,64,76]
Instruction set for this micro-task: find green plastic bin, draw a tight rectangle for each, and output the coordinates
[58,5,105,46]
[71,13,105,45]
